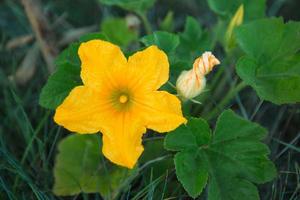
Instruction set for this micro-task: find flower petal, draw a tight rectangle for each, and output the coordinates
[127,45,169,91]
[101,111,146,168]
[54,86,110,134]
[78,40,127,90]
[135,91,187,132]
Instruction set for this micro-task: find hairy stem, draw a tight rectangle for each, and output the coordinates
[205,81,247,120]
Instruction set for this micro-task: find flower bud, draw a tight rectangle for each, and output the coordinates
[176,52,220,100]
[193,51,220,76]
[126,14,141,31]
[176,69,206,100]
[225,4,244,49]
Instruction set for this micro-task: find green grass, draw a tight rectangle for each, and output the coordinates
[1,0,300,199]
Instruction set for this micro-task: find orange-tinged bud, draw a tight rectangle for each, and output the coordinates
[176,52,220,100]
[176,69,206,100]
[193,51,220,76]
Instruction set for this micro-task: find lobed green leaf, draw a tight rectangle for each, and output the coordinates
[164,110,276,199]
[39,62,81,109]
[235,18,300,104]
[53,134,135,198]
[141,31,180,54]
[176,16,213,63]
[180,16,203,51]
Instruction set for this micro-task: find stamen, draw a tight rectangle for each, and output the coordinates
[119,95,128,103]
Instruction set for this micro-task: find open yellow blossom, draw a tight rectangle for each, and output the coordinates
[54,40,186,168]
[176,52,220,99]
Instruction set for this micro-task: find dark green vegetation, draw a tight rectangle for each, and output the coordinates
[1,0,300,199]
[165,110,277,199]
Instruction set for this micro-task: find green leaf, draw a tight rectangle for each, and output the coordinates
[208,178,259,200]
[207,0,266,21]
[53,134,135,198]
[98,0,156,14]
[235,18,300,104]
[174,151,209,198]
[39,62,81,109]
[180,16,203,51]
[40,34,112,109]
[165,118,211,198]
[101,18,138,47]
[164,118,211,152]
[164,110,276,199]
[55,43,80,66]
[141,31,179,54]
[176,16,213,63]
[79,32,108,43]
[40,42,81,109]
[236,18,300,61]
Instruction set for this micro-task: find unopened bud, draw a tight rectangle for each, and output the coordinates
[225,4,244,49]
[176,52,220,100]
[126,14,141,31]
[193,52,220,76]
[176,70,206,100]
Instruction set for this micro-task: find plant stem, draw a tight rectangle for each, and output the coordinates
[204,81,247,120]
[139,12,152,34]
[198,67,225,116]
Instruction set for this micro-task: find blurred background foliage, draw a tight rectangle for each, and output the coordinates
[0,0,299,199]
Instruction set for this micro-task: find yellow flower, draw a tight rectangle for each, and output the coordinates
[176,52,220,99]
[54,40,186,168]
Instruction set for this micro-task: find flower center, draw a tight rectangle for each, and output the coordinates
[119,95,128,104]
[110,89,133,111]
